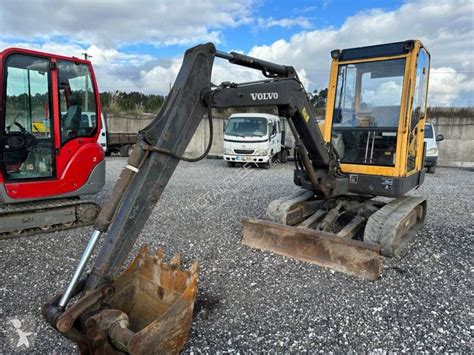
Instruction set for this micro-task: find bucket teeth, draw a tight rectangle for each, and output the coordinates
[189,261,200,277]
[138,244,149,256]
[154,247,165,263]
[169,254,182,269]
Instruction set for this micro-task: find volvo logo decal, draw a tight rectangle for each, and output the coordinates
[250,92,279,101]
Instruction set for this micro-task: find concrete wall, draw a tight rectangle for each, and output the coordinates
[430,116,474,168]
[106,113,474,167]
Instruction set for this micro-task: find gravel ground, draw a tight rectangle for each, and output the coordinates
[1,158,472,353]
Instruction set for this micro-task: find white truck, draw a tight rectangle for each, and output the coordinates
[223,113,289,168]
[424,122,444,174]
[77,112,108,153]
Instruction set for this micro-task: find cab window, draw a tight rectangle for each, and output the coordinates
[57,60,97,144]
[411,49,429,130]
[332,59,406,166]
[2,54,54,180]
[271,122,277,136]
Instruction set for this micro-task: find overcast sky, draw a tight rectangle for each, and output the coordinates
[1,0,472,106]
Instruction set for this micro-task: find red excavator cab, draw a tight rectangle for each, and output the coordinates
[0,48,105,236]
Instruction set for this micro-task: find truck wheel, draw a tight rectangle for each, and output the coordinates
[427,164,436,174]
[105,150,111,157]
[227,161,236,167]
[280,150,288,163]
[263,157,272,169]
[120,145,131,157]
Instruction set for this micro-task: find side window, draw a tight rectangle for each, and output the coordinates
[411,48,429,130]
[57,60,97,144]
[335,65,356,110]
[3,54,54,179]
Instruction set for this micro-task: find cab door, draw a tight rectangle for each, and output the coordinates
[1,54,55,181]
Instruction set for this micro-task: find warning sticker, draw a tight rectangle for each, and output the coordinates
[381,178,393,190]
[302,107,310,123]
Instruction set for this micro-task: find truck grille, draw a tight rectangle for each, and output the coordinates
[234,149,254,155]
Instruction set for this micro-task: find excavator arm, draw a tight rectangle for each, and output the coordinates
[89,47,346,293]
[43,42,344,353]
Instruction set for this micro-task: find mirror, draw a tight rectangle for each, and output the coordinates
[436,134,444,142]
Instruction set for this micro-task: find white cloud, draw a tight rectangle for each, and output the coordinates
[0,39,153,92]
[0,0,254,47]
[247,0,474,106]
[138,57,310,95]
[363,81,404,107]
[1,0,472,106]
[256,17,313,29]
[429,67,474,106]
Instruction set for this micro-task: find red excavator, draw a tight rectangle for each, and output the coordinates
[0,48,104,238]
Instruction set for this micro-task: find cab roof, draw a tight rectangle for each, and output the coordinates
[333,40,422,62]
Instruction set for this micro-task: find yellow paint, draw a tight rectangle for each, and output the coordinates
[318,121,325,133]
[321,40,430,179]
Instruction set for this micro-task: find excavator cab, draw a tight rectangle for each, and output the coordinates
[323,40,430,195]
[0,48,105,237]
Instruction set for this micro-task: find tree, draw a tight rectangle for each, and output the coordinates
[310,88,328,108]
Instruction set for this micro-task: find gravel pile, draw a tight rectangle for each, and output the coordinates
[1,158,472,353]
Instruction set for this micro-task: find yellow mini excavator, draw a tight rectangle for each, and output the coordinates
[44,40,431,353]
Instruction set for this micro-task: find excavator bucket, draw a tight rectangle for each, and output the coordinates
[106,244,199,353]
[63,244,200,354]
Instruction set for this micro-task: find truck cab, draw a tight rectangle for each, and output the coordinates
[223,113,287,168]
[424,122,444,173]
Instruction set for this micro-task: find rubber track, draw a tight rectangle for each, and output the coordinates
[266,189,315,224]
[0,198,101,240]
[363,196,427,257]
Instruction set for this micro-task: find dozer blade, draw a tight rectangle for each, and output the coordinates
[54,244,199,354]
[242,218,381,280]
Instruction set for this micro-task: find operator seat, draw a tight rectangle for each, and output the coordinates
[62,94,82,141]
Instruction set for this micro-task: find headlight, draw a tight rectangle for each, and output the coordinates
[426,147,438,155]
[255,149,268,155]
[224,148,233,155]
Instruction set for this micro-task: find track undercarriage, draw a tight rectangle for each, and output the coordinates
[0,198,101,240]
[242,190,427,280]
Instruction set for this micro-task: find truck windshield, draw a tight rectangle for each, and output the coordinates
[225,117,268,137]
[424,124,433,138]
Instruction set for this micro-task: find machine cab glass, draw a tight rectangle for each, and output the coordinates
[58,60,97,144]
[2,53,98,181]
[3,54,55,180]
[331,58,406,166]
